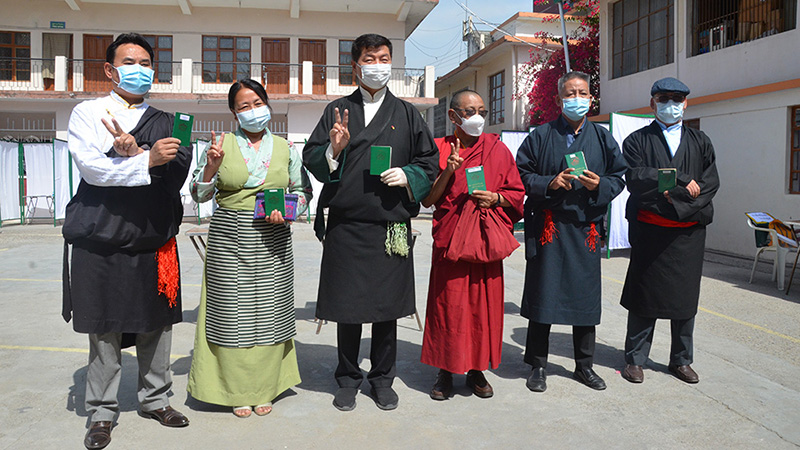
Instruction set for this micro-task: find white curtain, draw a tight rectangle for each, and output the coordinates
[0,141,21,221]
[608,113,655,250]
[23,142,55,219]
[54,139,72,219]
[70,150,81,196]
[500,130,531,161]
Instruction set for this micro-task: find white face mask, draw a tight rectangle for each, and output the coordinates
[456,113,485,137]
[655,100,685,125]
[358,63,392,90]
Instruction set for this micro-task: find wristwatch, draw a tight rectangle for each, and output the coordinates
[494,193,502,207]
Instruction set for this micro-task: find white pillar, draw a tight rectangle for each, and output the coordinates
[302,60,313,95]
[54,56,67,92]
[424,65,435,98]
[181,58,192,93]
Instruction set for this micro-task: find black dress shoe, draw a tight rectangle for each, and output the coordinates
[430,369,453,401]
[333,387,358,411]
[140,406,189,427]
[669,364,699,384]
[84,421,112,450]
[526,367,547,392]
[573,367,607,390]
[370,386,399,410]
[466,370,494,398]
[622,364,644,383]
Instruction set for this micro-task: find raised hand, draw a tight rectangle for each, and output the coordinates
[202,131,225,182]
[329,107,350,157]
[149,137,181,168]
[102,117,140,157]
[548,168,577,191]
[576,169,600,191]
[445,137,464,174]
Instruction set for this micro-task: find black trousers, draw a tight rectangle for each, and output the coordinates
[335,320,397,388]
[624,312,694,366]
[524,321,595,371]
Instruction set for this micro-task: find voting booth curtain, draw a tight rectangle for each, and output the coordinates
[608,113,655,251]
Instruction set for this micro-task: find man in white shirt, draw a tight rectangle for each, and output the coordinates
[303,33,438,412]
[61,33,191,450]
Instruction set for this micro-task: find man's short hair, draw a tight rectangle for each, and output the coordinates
[351,34,393,62]
[450,89,481,110]
[557,71,591,96]
[106,33,154,64]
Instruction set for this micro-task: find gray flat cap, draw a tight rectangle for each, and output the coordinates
[650,77,690,96]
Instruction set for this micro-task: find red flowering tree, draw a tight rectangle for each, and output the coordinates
[516,0,599,126]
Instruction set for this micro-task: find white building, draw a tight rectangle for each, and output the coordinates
[0,0,438,145]
[433,12,579,138]
[596,0,800,258]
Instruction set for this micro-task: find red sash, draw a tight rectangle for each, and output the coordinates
[637,210,698,228]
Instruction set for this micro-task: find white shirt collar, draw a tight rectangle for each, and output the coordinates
[359,85,387,104]
[109,90,147,109]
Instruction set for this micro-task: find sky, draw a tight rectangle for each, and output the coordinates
[404,0,540,76]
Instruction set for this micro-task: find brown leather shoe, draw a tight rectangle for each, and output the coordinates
[669,364,699,384]
[622,364,644,383]
[466,370,494,398]
[84,421,112,450]
[430,369,453,401]
[141,406,190,427]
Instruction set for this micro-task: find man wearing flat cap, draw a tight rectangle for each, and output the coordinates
[619,77,719,385]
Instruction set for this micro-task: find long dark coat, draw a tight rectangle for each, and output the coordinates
[620,121,720,319]
[517,117,627,326]
[303,89,438,323]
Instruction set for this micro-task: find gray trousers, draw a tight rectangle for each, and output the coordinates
[624,313,695,367]
[86,326,173,423]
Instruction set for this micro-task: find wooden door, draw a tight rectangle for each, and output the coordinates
[299,39,326,95]
[261,38,289,94]
[43,33,73,91]
[83,34,113,93]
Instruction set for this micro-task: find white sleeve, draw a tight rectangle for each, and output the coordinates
[67,104,151,187]
[325,143,340,172]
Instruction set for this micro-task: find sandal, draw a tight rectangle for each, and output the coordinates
[254,403,273,416]
[233,406,252,418]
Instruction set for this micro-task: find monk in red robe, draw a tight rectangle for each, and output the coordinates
[420,90,524,400]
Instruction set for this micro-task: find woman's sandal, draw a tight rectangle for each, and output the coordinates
[254,403,273,416]
[233,406,252,418]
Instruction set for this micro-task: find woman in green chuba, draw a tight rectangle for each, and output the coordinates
[187,79,312,418]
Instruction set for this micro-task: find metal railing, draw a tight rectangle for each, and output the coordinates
[2,57,429,98]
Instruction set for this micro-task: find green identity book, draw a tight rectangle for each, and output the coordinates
[262,188,285,217]
[172,112,194,146]
[370,145,392,175]
[466,165,486,194]
[565,151,587,176]
[658,168,677,193]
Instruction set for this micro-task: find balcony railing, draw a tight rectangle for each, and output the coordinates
[0,56,433,99]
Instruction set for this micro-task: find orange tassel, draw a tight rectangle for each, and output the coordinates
[155,237,179,308]
[539,209,558,245]
[585,223,600,252]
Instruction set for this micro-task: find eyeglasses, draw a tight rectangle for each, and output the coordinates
[654,93,686,103]
[453,108,488,118]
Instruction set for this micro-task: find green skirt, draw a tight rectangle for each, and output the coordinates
[187,267,301,407]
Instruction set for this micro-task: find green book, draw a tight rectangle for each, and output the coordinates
[466,165,486,194]
[370,145,392,175]
[565,151,587,176]
[262,188,285,217]
[172,112,194,146]
[658,168,677,193]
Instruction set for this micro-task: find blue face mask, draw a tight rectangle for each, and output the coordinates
[236,105,271,133]
[561,97,591,121]
[114,64,154,96]
[656,100,685,125]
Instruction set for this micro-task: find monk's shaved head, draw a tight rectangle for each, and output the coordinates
[450,89,482,110]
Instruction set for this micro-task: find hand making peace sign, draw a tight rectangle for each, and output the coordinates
[329,107,350,158]
[445,137,464,174]
[102,117,141,157]
[202,131,226,182]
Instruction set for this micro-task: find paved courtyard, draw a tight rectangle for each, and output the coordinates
[0,218,799,449]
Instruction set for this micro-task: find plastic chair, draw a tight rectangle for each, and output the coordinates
[747,219,798,290]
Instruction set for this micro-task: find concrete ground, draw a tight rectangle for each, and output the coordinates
[1,218,799,449]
